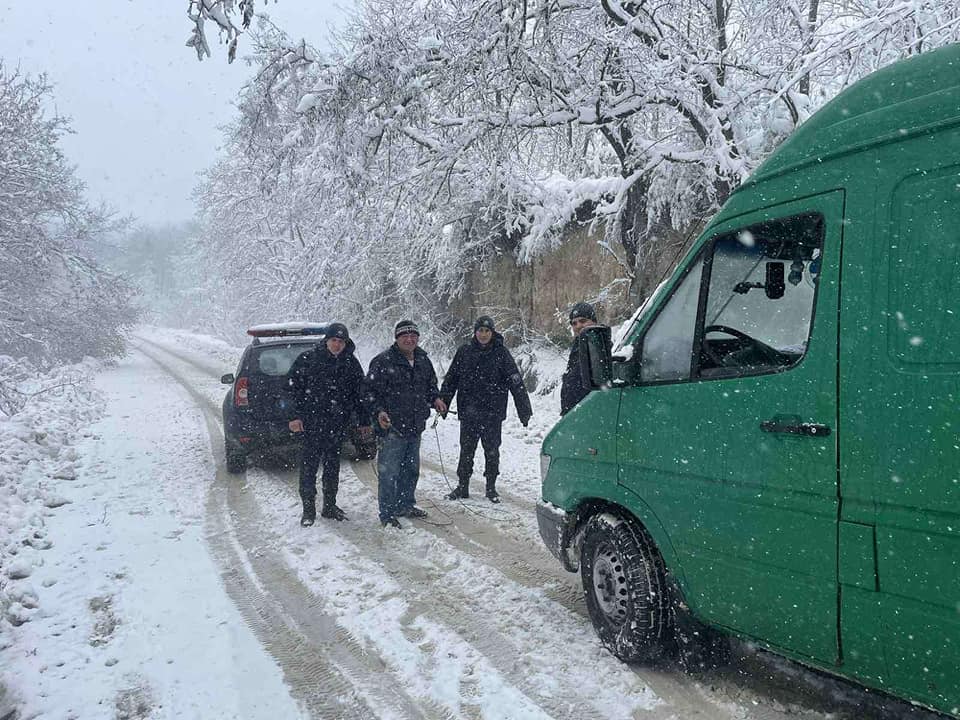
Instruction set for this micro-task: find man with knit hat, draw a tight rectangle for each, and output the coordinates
[366,319,447,528]
[440,316,532,502]
[560,302,598,416]
[288,322,370,526]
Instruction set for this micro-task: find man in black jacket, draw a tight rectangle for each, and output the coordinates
[366,320,447,528]
[440,316,532,503]
[288,323,370,526]
[560,302,598,416]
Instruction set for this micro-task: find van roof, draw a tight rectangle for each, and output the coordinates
[743,43,960,188]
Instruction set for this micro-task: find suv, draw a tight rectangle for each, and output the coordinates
[220,322,376,473]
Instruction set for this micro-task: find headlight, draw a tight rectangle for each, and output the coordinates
[539,454,551,483]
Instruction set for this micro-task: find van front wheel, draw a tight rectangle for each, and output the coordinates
[580,513,671,662]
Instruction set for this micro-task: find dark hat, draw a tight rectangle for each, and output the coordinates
[568,302,597,323]
[394,319,420,338]
[326,322,349,341]
[474,315,496,332]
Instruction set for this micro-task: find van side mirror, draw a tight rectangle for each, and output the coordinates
[580,325,613,388]
[221,373,235,384]
[765,262,785,299]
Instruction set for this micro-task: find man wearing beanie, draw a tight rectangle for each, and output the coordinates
[365,319,447,528]
[287,322,370,526]
[440,316,532,502]
[561,302,598,416]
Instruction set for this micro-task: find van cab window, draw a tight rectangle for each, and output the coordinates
[639,256,705,382]
[641,212,824,382]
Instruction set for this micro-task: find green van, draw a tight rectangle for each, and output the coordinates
[537,44,960,717]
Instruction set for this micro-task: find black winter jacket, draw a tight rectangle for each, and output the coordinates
[440,334,532,424]
[560,334,592,416]
[287,341,367,441]
[366,344,440,437]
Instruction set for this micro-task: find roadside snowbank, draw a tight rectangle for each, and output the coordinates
[0,358,103,629]
[2,351,304,719]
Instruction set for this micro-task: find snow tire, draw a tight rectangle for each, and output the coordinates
[580,512,671,663]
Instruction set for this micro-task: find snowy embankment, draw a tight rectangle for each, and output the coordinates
[0,358,103,628]
[1,351,304,719]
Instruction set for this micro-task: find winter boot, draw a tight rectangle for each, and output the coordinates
[320,497,347,521]
[300,497,317,526]
[485,478,500,504]
[447,479,470,500]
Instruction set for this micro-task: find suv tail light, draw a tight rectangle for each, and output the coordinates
[235,377,249,407]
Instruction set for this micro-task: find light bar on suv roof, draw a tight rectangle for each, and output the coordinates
[247,322,329,338]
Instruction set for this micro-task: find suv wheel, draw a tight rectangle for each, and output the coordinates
[225,445,247,474]
[580,513,671,662]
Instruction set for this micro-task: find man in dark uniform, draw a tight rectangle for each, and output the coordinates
[288,322,369,526]
[440,316,532,503]
[560,302,598,416]
[366,320,447,528]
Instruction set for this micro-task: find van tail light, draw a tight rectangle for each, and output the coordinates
[235,377,249,407]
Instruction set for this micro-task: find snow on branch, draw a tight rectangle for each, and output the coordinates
[186,0,257,62]
[191,0,960,334]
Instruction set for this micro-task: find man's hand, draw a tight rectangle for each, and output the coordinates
[289,419,304,433]
[433,398,448,416]
[358,425,373,439]
[377,411,392,430]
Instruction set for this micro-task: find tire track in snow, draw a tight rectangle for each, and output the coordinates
[134,335,918,720]
[349,459,587,617]
[132,336,790,720]
[250,463,636,720]
[134,343,452,720]
[136,339,641,718]
[344,460,770,720]
[135,343,660,718]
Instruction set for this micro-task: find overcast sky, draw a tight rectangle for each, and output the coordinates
[0,1,352,226]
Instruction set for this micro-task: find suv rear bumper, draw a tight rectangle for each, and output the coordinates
[225,419,377,461]
[225,418,299,453]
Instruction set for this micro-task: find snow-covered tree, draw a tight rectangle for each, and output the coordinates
[194,0,960,337]
[186,0,256,62]
[0,65,138,374]
[104,222,207,329]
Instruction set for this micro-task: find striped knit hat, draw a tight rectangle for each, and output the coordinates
[394,319,420,338]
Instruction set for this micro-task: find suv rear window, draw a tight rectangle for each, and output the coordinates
[249,343,317,376]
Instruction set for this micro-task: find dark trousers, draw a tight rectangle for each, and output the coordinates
[456,418,502,488]
[299,433,342,505]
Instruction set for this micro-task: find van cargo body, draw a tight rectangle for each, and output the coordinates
[538,44,960,716]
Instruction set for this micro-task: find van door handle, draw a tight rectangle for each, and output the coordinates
[760,419,832,437]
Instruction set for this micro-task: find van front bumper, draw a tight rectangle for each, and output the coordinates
[536,501,578,572]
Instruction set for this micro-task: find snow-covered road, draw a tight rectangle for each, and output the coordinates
[2,331,938,719]
[2,351,304,719]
